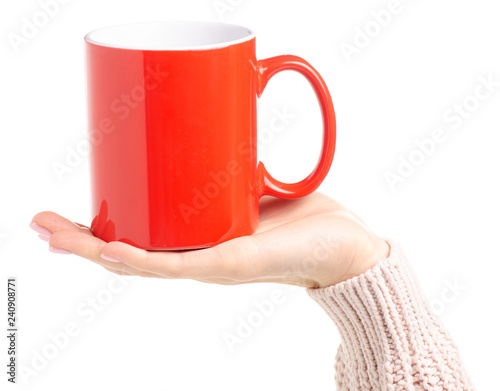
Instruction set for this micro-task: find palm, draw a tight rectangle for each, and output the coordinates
[31,192,388,288]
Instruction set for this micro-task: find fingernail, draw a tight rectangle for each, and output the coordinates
[30,222,52,238]
[101,254,122,263]
[38,234,50,242]
[49,247,72,255]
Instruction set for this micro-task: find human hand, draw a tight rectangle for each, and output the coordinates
[30,192,389,289]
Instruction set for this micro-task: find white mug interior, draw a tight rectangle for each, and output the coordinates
[85,21,255,51]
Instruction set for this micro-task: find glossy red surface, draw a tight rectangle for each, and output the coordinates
[86,33,336,250]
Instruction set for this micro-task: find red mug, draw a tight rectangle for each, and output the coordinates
[85,21,336,250]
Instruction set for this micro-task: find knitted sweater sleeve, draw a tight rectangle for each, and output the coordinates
[306,239,474,391]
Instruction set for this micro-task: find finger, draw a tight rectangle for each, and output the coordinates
[49,229,163,278]
[100,229,304,282]
[100,267,160,278]
[49,228,110,262]
[31,211,93,237]
[101,265,163,279]
[74,222,91,230]
[101,236,265,281]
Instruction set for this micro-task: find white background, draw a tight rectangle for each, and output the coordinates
[1,0,499,389]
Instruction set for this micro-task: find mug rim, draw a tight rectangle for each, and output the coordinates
[85,20,255,51]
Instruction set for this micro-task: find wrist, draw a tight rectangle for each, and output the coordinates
[340,237,390,284]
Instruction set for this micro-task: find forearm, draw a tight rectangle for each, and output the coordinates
[307,240,474,390]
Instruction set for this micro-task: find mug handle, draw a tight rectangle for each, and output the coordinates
[256,55,336,199]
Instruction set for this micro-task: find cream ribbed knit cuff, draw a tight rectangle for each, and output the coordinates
[307,239,474,391]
